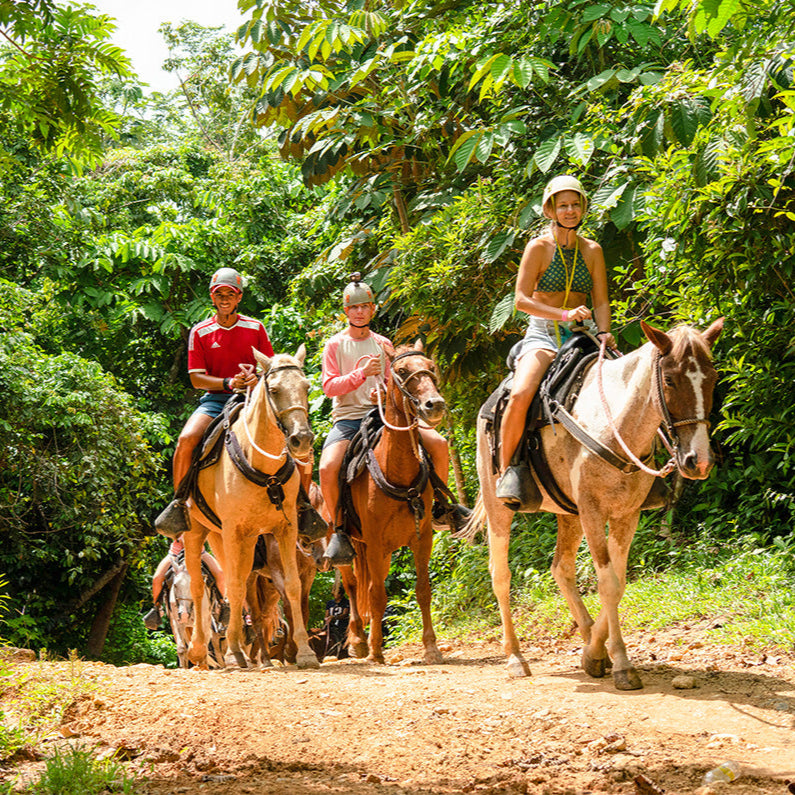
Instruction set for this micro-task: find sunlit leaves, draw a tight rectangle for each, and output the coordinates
[488,292,515,333]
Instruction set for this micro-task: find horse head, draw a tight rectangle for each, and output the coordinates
[388,341,446,427]
[641,318,723,479]
[252,344,314,459]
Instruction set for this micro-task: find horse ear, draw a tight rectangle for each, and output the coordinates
[413,338,424,353]
[702,317,724,348]
[641,320,672,355]
[252,346,272,372]
[295,343,307,366]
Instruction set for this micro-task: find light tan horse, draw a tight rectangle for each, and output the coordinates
[340,343,447,664]
[462,319,723,689]
[182,345,320,669]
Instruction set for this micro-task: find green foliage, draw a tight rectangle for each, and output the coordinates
[101,604,177,667]
[28,743,139,794]
[0,1,131,167]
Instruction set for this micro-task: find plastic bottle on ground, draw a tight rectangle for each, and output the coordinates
[703,760,741,785]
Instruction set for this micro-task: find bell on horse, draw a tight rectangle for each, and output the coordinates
[462,318,723,690]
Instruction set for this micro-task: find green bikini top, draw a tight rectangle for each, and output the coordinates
[536,244,593,293]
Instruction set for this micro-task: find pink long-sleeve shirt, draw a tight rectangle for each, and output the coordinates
[322,329,392,422]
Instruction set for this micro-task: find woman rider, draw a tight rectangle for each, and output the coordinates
[496,175,616,509]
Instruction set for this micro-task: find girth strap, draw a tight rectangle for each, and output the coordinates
[365,447,430,521]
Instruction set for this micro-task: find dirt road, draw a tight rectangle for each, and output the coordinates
[5,626,794,794]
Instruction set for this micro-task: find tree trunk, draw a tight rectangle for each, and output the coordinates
[449,439,468,507]
[392,183,410,235]
[85,561,129,659]
[66,558,127,614]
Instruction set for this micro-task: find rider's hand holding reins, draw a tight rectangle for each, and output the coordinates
[360,354,382,378]
[232,363,258,391]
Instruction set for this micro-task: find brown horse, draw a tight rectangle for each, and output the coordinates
[341,343,447,664]
[183,345,320,669]
[461,319,723,689]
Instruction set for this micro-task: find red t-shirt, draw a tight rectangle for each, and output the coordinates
[187,314,274,392]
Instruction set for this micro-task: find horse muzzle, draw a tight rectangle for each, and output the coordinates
[417,396,446,427]
[286,427,314,457]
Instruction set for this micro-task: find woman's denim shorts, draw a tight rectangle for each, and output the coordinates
[509,316,597,366]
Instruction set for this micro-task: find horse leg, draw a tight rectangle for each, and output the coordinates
[581,512,643,690]
[183,530,210,668]
[221,533,257,669]
[275,528,319,669]
[550,515,595,648]
[339,565,368,658]
[488,515,531,677]
[412,527,442,664]
[365,551,391,664]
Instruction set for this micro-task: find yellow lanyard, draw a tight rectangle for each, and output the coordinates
[553,235,578,345]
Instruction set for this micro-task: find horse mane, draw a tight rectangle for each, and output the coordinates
[667,324,714,361]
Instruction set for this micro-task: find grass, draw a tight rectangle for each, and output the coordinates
[25,744,139,795]
[0,651,100,763]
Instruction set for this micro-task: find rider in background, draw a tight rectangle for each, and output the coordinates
[496,176,616,511]
[144,535,226,629]
[319,273,471,565]
[155,268,274,538]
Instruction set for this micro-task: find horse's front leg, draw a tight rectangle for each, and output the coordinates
[412,522,442,665]
[365,551,391,664]
[581,510,643,690]
[487,509,530,677]
[339,564,368,658]
[276,521,319,669]
[183,529,210,668]
[222,531,257,669]
[551,515,594,647]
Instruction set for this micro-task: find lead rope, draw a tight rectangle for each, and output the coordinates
[242,383,289,462]
[595,336,676,477]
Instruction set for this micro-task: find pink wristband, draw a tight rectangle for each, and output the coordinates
[561,309,569,322]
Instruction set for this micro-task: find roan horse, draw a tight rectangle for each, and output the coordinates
[461,319,723,690]
[340,343,447,664]
[182,345,320,669]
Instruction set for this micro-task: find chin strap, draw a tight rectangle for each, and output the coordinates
[555,221,582,230]
[350,322,371,329]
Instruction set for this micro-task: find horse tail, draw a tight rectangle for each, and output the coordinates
[351,539,372,624]
[453,492,486,543]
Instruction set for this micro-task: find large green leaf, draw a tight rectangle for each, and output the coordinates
[488,292,515,333]
[563,133,594,167]
[610,184,643,229]
[485,230,516,263]
[533,134,561,173]
[668,96,699,147]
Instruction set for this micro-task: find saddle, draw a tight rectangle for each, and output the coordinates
[177,395,322,537]
[338,408,456,534]
[480,331,601,514]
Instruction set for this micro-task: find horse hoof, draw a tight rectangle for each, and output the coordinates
[224,651,249,669]
[582,649,607,678]
[423,649,443,665]
[366,654,385,664]
[506,655,531,678]
[350,641,369,659]
[296,653,320,669]
[613,667,643,690]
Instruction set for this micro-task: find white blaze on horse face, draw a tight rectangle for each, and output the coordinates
[678,358,713,478]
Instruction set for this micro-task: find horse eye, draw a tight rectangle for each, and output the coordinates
[664,376,675,387]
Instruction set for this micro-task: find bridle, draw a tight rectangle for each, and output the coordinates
[241,364,311,462]
[375,350,440,434]
[595,338,712,477]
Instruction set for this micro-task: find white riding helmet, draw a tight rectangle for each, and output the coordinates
[542,175,588,219]
[209,267,243,294]
[342,272,375,308]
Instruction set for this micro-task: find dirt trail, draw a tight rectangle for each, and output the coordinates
[4,627,794,795]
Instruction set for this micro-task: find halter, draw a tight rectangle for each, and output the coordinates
[242,364,310,463]
[595,338,710,477]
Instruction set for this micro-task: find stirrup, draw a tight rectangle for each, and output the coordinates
[323,529,355,566]
[432,500,472,533]
[154,498,189,538]
[298,504,330,542]
[640,478,671,510]
[143,607,161,630]
[496,463,542,513]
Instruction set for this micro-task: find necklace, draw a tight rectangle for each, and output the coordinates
[552,234,579,345]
